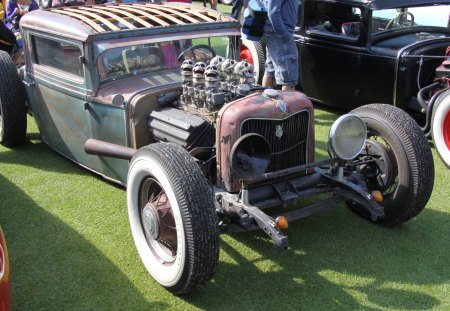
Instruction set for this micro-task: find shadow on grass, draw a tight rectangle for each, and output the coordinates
[0,132,88,176]
[187,206,448,310]
[0,174,165,310]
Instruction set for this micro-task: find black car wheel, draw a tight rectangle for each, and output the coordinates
[240,39,265,84]
[127,143,220,295]
[349,104,434,226]
[431,89,450,168]
[0,51,27,148]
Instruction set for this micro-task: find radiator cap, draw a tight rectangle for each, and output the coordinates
[263,88,279,99]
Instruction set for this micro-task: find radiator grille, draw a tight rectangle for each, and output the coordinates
[241,110,310,172]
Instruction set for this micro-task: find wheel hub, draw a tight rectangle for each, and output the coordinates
[142,203,160,241]
[364,140,396,189]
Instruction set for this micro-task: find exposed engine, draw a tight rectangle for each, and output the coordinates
[146,56,314,187]
[180,56,256,116]
[148,57,258,154]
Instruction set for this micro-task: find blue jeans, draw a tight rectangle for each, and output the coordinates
[263,31,299,86]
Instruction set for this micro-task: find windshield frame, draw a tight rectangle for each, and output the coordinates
[94,29,240,84]
[370,4,450,38]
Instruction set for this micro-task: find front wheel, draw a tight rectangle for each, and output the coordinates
[349,104,434,226]
[431,89,450,168]
[127,143,220,295]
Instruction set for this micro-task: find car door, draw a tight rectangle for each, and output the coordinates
[296,1,366,110]
[23,33,104,173]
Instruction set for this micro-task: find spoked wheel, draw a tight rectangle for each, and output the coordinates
[349,104,434,226]
[127,143,219,295]
[432,89,450,168]
[140,178,178,265]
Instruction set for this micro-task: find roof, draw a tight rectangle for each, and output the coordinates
[20,3,237,41]
[306,0,450,10]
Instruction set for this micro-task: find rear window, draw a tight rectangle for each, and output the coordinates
[33,36,84,77]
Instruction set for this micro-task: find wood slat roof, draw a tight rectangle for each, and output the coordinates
[47,2,228,33]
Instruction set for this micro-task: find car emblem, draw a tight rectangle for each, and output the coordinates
[276,100,287,113]
[275,124,283,139]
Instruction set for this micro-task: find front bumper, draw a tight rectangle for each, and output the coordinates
[214,158,384,249]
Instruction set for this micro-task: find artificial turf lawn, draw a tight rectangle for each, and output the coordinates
[0,107,449,310]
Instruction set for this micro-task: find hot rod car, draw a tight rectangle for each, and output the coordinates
[298,0,450,167]
[0,3,434,294]
[241,0,450,168]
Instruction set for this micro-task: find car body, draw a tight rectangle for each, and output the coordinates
[0,226,11,311]
[0,2,434,294]
[293,0,450,166]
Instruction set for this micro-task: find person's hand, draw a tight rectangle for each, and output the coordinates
[13,7,20,14]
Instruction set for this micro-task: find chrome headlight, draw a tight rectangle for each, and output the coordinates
[328,114,367,161]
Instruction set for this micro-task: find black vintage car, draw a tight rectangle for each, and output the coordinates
[294,0,450,167]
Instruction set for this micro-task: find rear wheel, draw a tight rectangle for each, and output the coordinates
[432,89,450,168]
[0,51,26,147]
[127,143,220,295]
[349,104,434,226]
[240,39,265,84]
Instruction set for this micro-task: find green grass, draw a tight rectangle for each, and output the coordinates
[1,107,449,310]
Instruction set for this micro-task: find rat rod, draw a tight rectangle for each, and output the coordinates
[0,3,434,294]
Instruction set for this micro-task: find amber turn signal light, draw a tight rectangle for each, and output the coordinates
[275,216,289,229]
[370,190,383,203]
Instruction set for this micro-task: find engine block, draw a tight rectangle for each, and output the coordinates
[179,56,257,113]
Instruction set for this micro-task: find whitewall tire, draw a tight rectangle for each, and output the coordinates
[127,143,219,294]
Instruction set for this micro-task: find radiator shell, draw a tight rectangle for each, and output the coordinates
[216,90,315,193]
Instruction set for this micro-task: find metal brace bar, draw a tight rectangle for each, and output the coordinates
[314,167,384,220]
[240,205,288,249]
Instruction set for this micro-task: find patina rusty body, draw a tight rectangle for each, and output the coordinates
[217,91,315,192]
[19,3,239,184]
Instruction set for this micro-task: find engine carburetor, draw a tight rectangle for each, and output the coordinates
[180,56,256,114]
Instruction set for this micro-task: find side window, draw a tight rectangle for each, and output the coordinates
[305,2,363,39]
[33,36,84,78]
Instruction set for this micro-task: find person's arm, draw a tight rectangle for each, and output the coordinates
[6,0,19,26]
[266,0,291,41]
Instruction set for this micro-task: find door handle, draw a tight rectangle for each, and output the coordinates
[22,80,35,87]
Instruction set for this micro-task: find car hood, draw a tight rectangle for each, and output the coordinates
[95,69,181,105]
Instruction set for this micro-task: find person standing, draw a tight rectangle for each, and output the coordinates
[262,0,298,90]
[230,0,242,20]
[209,0,217,10]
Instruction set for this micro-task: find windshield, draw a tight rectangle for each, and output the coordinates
[372,4,450,35]
[96,36,234,83]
